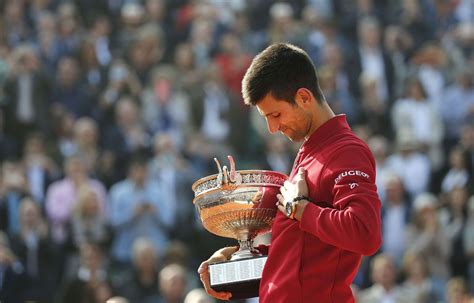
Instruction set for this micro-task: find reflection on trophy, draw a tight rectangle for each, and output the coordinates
[192,155,287,299]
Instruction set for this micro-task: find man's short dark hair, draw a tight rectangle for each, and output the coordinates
[242,43,325,106]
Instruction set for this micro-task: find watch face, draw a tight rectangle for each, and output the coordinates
[285,201,293,217]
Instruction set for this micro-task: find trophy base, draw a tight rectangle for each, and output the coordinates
[209,256,267,299]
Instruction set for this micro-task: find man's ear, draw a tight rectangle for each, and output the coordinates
[295,88,313,107]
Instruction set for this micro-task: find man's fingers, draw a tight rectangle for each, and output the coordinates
[197,261,208,274]
[277,203,285,214]
[199,261,232,300]
[296,167,306,179]
[276,194,284,206]
[200,270,232,300]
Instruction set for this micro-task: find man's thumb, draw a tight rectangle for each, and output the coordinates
[297,167,306,178]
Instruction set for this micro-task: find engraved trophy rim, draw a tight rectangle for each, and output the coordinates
[192,169,288,202]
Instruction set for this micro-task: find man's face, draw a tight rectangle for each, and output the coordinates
[256,93,311,142]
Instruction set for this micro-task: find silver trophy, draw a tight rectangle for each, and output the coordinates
[192,156,287,298]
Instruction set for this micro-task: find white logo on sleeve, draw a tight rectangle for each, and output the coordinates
[349,183,359,189]
[334,170,370,184]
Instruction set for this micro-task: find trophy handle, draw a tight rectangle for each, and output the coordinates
[214,158,223,185]
[214,156,242,187]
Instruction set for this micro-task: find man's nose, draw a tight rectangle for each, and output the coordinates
[267,119,279,134]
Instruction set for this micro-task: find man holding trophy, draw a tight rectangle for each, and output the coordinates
[197,43,382,302]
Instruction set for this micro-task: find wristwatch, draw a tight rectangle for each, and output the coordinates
[285,200,296,219]
[285,196,313,220]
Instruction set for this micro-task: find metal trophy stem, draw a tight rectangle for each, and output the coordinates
[232,239,261,260]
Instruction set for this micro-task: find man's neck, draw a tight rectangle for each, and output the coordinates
[305,102,335,140]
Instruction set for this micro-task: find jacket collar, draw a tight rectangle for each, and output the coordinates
[300,114,350,153]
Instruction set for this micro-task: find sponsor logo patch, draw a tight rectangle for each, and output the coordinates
[334,170,370,184]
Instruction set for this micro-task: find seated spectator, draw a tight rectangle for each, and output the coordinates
[60,242,110,303]
[0,231,26,303]
[441,68,474,148]
[162,240,200,291]
[358,74,392,139]
[1,159,30,236]
[440,186,470,278]
[381,174,412,266]
[356,254,405,303]
[0,109,18,164]
[391,77,444,168]
[399,252,445,302]
[10,197,55,302]
[446,277,471,303]
[103,97,151,180]
[140,65,191,145]
[441,146,471,193]
[184,288,215,303]
[159,263,188,303]
[459,121,474,190]
[70,186,111,251]
[386,130,431,199]
[97,59,142,129]
[45,154,107,244]
[51,107,76,159]
[51,56,93,118]
[318,65,359,123]
[21,132,59,204]
[463,195,474,293]
[2,44,52,145]
[109,155,173,264]
[406,193,451,285]
[113,237,161,303]
[71,117,101,176]
[148,132,194,241]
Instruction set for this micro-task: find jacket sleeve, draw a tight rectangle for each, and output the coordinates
[299,145,382,255]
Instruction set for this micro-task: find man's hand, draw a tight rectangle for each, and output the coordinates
[197,246,239,301]
[279,167,309,201]
[276,167,310,220]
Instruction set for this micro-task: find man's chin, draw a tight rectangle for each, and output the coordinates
[285,134,304,142]
[280,130,304,142]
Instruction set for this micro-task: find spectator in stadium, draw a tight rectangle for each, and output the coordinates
[406,193,450,292]
[113,237,162,303]
[70,186,111,251]
[108,155,173,264]
[356,254,405,303]
[45,154,107,244]
[381,174,412,266]
[0,231,26,303]
[9,197,55,301]
[159,263,188,303]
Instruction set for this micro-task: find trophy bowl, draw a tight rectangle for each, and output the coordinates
[192,156,287,298]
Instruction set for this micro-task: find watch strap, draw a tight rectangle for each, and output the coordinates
[293,195,313,203]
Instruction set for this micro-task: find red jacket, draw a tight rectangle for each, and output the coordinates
[260,115,382,303]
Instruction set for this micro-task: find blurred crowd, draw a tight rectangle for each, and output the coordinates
[0,0,473,302]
